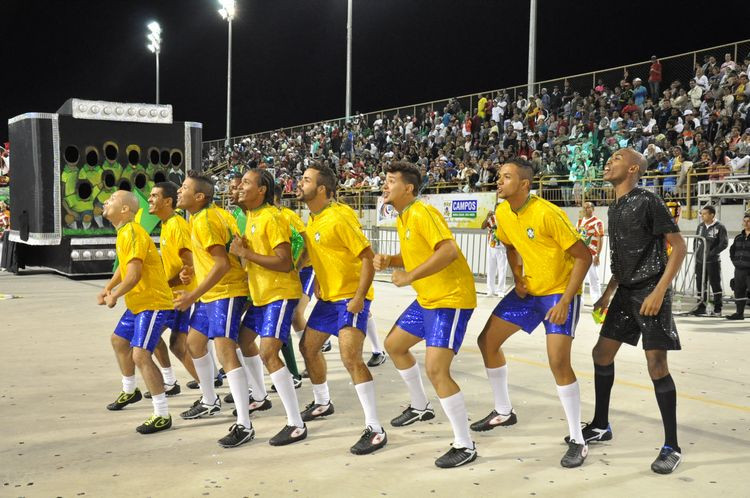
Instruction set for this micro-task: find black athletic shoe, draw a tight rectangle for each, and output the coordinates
[106,388,142,411]
[367,352,387,367]
[350,427,387,455]
[726,313,745,320]
[390,404,436,427]
[651,446,682,474]
[271,376,302,393]
[689,305,707,316]
[301,401,335,422]
[321,339,332,353]
[145,382,181,399]
[269,424,308,446]
[180,396,221,419]
[565,423,613,444]
[223,389,252,404]
[301,369,310,379]
[218,368,227,379]
[560,440,588,468]
[136,414,172,434]
[435,444,478,468]
[186,378,222,389]
[469,409,517,432]
[218,423,255,448]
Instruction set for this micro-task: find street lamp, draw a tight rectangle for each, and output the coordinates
[218,0,236,147]
[146,21,162,105]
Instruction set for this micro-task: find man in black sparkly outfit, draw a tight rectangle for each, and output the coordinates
[576,148,687,474]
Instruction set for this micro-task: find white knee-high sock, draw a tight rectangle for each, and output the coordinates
[438,391,473,449]
[270,367,304,428]
[312,382,330,405]
[366,315,382,354]
[557,381,585,444]
[354,381,383,433]
[193,353,217,404]
[161,366,176,386]
[245,355,267,400]
[397,363,429,411]
[152,393,169,417]
[227,367,251,428]
[122,375,137,394]
[486,366,512,415]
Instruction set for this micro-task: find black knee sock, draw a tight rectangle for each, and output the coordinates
[592,362,615,428]
[652,374,680,452]
[282,341,300,378]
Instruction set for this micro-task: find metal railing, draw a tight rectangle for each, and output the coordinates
[203,39,749,147]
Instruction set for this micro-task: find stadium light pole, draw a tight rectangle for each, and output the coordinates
[218,0,236,147]
[527,0,537,98]
[147,21,162,105]
[345,0,352,123]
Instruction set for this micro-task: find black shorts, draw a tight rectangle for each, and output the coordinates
[600,284,681,351]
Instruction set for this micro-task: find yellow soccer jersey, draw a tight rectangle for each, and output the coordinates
[245,204,302,305]
[306,203,375,302]
[495,195,582,296]
[116,221,173,313]
[189,205,249,303]
[397,200,477,309]
[159,214,196,296]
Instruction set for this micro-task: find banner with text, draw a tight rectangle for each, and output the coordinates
[376,192,497,229]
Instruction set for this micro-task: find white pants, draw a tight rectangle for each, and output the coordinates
[487,245,507,295]
[586,262,602,303]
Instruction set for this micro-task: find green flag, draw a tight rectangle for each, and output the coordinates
[232,206,247,235]
[112,188,161,271]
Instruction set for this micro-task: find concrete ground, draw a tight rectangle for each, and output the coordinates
[1,270,748,498]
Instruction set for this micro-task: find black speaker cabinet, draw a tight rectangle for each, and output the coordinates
[7,99,202,275]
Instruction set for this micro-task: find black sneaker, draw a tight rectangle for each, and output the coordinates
[651,445,682,474]
[367,352,387,367]
[469,409,517,432]
[689,305,707,316]
[186,378,222,389]
[565,423,613,443]
[224,389,252,404]
[350,427,387,455]
[560,440,588,468]
[145,382,181,399]
[271,376,303,393]
[218,368,227,379]
[390,404,436,427]
[726,313,745,320]
[269,424,308,446]
[321,339,332,353]
[106,388,142,411]
[301,369,310,379]
[301,401,335,421]
[218,423,255,448]
[435,444,478,468]
[180,396,221,419]
[136,414,172,434]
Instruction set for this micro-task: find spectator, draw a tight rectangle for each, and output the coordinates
[481,201,507,297]
[633,78,648,107]
[727,213,750,320]
[691,205,728,316]
[576,202,604,303]
[0,201,9,236]
[649,55,662,99]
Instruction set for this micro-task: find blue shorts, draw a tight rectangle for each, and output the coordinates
[241,299,299,344]
[114,309,174,352]
[492,292,581,337]
[306,298,371,336]
[170,307,192,334]
[299,266,316,298]
[190,296,248,341]
[396,300,474,353]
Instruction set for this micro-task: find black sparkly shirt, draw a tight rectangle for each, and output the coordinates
[608,187,680,288]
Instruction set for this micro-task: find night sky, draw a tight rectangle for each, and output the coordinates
[3,0,744,142]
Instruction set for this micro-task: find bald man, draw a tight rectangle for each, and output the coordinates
[97,190,176,434]
[576,202,604,303]
[583,148,686,474]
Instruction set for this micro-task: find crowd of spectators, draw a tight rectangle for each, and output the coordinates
[205,52,750,207]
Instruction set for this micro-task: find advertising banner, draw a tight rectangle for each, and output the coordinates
[376,192,497,228]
